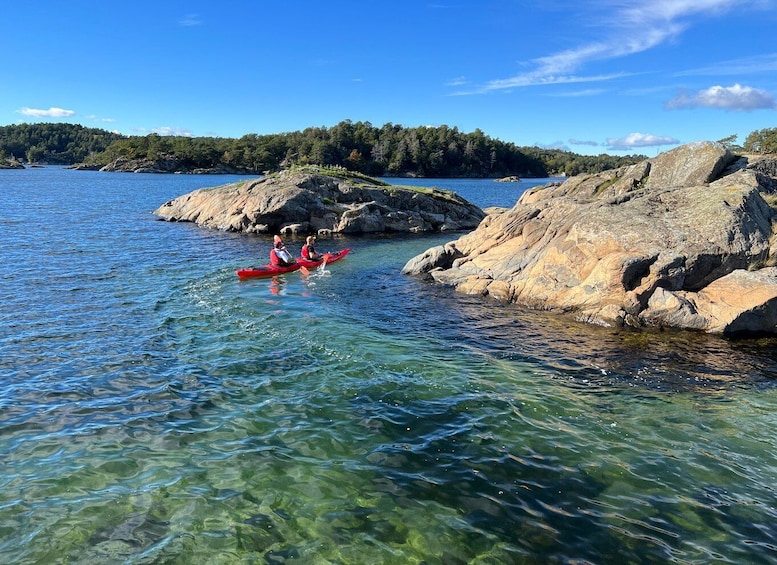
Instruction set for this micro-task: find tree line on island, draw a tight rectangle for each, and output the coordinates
[0,121,642,177]
[1,121,775,178]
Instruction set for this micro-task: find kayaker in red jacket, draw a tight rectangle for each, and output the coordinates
[270,235,295,266]
[300,235,322,261]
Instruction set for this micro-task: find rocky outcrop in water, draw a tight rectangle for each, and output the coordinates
[403,142,777,335]
[154,166,485,235]
[1,159,24,169]
[71,157,251,174]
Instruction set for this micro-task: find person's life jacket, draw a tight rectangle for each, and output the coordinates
[301,243,314,259]
[271,247,292,265]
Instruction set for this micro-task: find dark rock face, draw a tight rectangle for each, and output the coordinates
[154,167,485,235]
[403,142,777,335]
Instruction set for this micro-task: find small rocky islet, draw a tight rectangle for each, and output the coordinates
[154,165,485,235]
[0,158,24,169]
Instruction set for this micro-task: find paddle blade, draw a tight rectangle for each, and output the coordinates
[299,265,310,276]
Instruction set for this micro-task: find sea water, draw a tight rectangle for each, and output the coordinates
[1,167,776,563]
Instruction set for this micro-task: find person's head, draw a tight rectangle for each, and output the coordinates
[306,236,316,245]
[273,235,284,248]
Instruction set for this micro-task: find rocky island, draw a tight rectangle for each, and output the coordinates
[154,165,485,235]
[0,158,24,169]
[403,142,777,335]
[71,156,250,174]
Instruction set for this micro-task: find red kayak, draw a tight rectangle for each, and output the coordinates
[236,262,301,279]
[236,249,350,279]
[296,248,351,268]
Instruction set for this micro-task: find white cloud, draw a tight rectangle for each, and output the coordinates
[665,83,776,111]
[151,126,193,137]
[476,0,748,92]
[19,107,75,118]
[606,133,680,150]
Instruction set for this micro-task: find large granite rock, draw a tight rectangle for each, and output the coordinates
[154,166,485,234]
[403,142,777,335]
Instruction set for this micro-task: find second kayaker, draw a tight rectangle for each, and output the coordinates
[300,235,322,261]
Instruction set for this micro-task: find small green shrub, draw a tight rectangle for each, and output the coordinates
[593,176,618,195]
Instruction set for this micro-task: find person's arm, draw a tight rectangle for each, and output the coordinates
[278,248,293,264]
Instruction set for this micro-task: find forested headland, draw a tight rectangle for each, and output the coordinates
[2,120,773,178]
[0,123,124,165]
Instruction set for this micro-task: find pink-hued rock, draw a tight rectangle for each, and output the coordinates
[403,142,777,335]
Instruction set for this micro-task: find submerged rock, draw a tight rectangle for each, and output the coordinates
[403,142,777,335]
[154,166,485,235]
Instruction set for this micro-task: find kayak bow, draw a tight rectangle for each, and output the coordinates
[236,248,350,279]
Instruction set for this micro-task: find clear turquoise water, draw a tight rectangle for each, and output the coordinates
[1,167,777,564]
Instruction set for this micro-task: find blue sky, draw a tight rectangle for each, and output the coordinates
[2,0,776,156]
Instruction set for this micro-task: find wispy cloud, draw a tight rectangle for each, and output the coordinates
[483,72,630,91]
[621,84,677,96]
[666,83,776,111]
[675,52,777,76]
[606,132,680,151]
[569,139,600,147]
[179,14,202,27]
[151,126,193,137]
[534,140,570,151]
[549,89,606,98]
[467,0,751,93]
[86,114,116,123]
[132,126,193,137]
[445,76,469,87]
[19,107,75,118]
